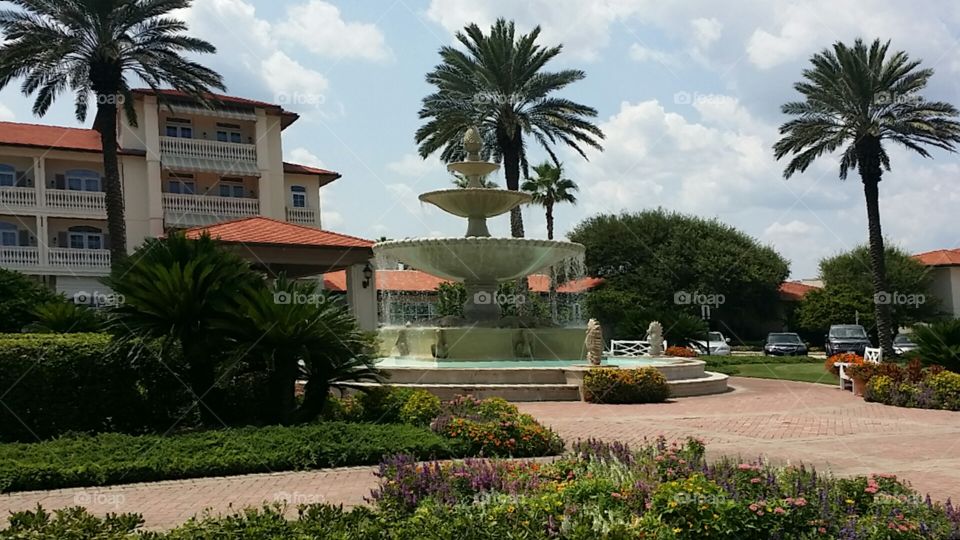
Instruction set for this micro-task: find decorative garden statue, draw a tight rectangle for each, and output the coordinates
[514,329,534,358]
[395,327,410,357]
[647,321,664,357]
[585,318,603,365]
[431,328,449,359]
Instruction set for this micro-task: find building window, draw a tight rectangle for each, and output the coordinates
[169,178,196,194]
[218,178,245,198]
[64,169,101,192]
[291,185,307,208]
[0,222,17,246]
[216,123,243,144]
[67,226,103,250]
[0,164,14,187]
[165,118,193,138]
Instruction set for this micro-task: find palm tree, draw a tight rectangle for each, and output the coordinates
[774,38,960,358]
[451,172,498,188]
[522,161,578,240]
[0,0,224,267]
[416,18,603,239]
[104,233,260,425]
[522,161,578,320]
[227,275,380,424]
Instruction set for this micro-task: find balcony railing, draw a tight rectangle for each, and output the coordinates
[0,187,37,209]
[160,136,257,163]
[163,193,260,219]
[48,248,110,270]
[285,206,318,226]
[0,246,39,268]
[45,189,106,214]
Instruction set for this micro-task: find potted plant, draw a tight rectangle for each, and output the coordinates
[846,364,878,397]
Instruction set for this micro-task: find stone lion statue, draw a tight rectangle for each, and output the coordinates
[585,318,604,365]
[647,321,664,357]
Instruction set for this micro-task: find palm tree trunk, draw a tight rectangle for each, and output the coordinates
[94,98,128,268]
[546,202,557,321]
[500,134,525,239]
[857,137,895,358]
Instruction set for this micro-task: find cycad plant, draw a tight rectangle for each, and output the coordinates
[774,38,960,357]
[416,18,603,238]
[0,0,224,265]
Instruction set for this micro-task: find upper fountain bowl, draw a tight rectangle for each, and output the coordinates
[419,188,532,219]
[373,237,585,283]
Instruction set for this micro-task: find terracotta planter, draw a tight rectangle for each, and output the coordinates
[852,376,868,397]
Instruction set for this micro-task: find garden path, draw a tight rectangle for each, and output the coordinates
[1,377,958,530]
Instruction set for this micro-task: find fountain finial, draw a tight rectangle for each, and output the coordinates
[463,126,482,161]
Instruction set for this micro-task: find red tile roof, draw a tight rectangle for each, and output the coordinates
[132,88,299,128]
[913,249,960,267]
[0,121,102,153]
[779,281,819,301]
[185,216,373,249]
[283,162,341,187]
[322,269,602,293]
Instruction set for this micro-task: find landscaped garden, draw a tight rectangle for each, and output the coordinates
[4,437,959,539]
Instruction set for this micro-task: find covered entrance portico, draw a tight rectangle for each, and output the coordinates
[184,216,377,329]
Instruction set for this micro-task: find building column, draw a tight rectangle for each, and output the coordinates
[33,157,45,208]
[345,262,377,331]
[254,110,284,220]
[36,215,48,267]
[143,96,165,237]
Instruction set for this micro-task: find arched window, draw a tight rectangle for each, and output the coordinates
[291,185,306,208]
[65,169,101,192]
[67,225,103,250]
[0,164,15,187]
[0,221,19,246]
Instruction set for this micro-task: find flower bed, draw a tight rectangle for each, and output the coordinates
[10,438,960,539]
[864,362,960,411]
[666,345,698,357]
[429,396,564,457]
[582,367,670,403]
[824,352,865,376]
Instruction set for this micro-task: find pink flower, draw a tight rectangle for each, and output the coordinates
[750,477,761,484]
[738,463,753,470]
[865,486,879,494]
[749,503,759,512]
[774,507,785,515]
[794,498,807,507]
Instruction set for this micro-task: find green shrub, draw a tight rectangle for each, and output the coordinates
[0,422,459,492]
[913,319,960,372]
[320,395,366,422]
[23,301,103,333]
[865,375,895,404]
[582,367,670,404]
[359,386,416,423]
[0,269,63,332]
[430,395,564,457]
[399,390,441,426]
[927,371,960,410]
[0,333,191,441]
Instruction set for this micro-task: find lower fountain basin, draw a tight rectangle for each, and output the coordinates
[373,237,585,283]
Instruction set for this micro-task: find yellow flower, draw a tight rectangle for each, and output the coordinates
[673,528,682,533]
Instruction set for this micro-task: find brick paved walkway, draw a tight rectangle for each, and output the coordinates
[1,377,958,530]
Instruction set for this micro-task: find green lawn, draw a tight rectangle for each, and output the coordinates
[699,355,838,385]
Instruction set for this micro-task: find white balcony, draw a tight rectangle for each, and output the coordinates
[285,206,318,226]
[163,193,260,227]
[160,136,257,163]
[0,246,39,268]
[48,248,110,271]
[45,189,106,216]
[0,187,37,211]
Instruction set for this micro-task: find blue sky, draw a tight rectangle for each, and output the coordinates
[2,0,960,278]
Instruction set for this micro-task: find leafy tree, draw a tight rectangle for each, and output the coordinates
[0,268,62,332]
[797,285,875,338]
[435,282,466,318]
[774,38,960,357]
[416,18,604,238]
[104,233,260,425]
[570,210,789,341]
[227,275,380,424]
[0,0,224,267]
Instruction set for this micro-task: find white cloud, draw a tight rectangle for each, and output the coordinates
[690,17,722,50]
[286,147,326,168]
[277,1,391,62]
[629,44,675,66]
[386,153,446,180]
[261,51,330,106]
[0,102,13,121]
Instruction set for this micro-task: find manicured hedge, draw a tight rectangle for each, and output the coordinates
[582,367,670,404]
[0,333,187,441]
[0,422,461,492]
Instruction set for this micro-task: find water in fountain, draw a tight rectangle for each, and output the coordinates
[373,127,589,360]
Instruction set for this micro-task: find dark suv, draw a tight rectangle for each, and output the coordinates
[764,332,808,356]
[825,325,872,356]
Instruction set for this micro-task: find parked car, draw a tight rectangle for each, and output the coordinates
[763,332,808,356]
[824,324,872,356]
[893,333,918,356]
[691,331,731,356]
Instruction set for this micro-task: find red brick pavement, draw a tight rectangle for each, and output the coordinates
[1,377,957,530]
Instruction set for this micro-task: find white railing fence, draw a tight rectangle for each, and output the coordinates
[160,136,257,163]
[0,187,37,208]
[608,339,670,357]
[45,190,106,213]
[163,193,259,217]
[285,206,317,225]
[0,246,39,267]
[48,248,110,269]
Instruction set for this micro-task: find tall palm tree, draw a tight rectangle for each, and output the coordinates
[522,161,578,241]
[0,0,224,266]
[522,161,578,320]
[416,18,603,239]
[774,38,960,357]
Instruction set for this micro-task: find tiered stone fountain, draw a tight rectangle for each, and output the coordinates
[373,127,588,360]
